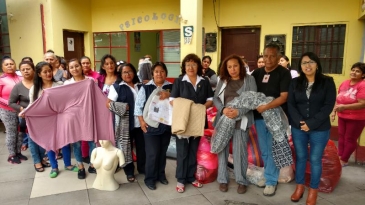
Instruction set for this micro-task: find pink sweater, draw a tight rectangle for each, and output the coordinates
[85,70,100,80]
[337,80,365,120]
[0,74,22,111]
[23,79,114,152]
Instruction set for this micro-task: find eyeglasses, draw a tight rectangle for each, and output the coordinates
[185,64,198,68]
[301,61,316,66]
[122,71,133,75]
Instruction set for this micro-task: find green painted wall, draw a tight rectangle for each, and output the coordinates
[128,31,159,68]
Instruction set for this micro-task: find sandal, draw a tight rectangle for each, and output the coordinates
[191,181,203,188]
[127,175,135,183]
[176,185,185,193]
[41,161,51,168]
[57,152,63,160]
[34,164,44,172]
[50,169,59,178]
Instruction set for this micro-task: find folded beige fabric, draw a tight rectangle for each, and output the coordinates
[172,98,206,137]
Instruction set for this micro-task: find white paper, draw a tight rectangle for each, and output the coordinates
[148,95,172,125]
[67,37,74,51]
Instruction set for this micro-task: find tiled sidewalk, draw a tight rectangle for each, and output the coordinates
[0,127,365,205]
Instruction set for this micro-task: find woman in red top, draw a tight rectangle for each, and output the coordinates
[331,62,365,167]
[0,57,25,164]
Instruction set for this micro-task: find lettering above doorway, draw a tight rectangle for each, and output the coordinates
[119,13,180,31]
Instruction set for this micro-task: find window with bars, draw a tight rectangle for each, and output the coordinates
[291,24,346,74]
[93,32,128,70]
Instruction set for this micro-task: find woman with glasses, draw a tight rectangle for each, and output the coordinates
[169,53,214,193]
[134,62,172,190]
[331,62,365,167]
[107,63,145,183]
[288,52,336,205]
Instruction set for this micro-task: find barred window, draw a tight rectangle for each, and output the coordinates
[291,24,346,74]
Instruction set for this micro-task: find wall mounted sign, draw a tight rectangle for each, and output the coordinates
[183,26,193,44]
[264,35,286,55]
[119,13,180,31]
[205,33,217,52]
[67,37,74,51]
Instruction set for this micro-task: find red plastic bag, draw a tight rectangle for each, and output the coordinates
[195,165,218,184]
[196,135,218,184]
[291,140,342,193]
[206,107,217,130]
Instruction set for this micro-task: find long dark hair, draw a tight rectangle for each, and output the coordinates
[33,62,55,102]
[295,52,327,92]
[99,54,117,76]
[219,54,246,82]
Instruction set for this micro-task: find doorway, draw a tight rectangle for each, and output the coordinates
[63,30,85,60]
[221,28,261,69]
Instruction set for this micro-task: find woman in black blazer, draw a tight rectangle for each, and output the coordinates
[288,52,336,205]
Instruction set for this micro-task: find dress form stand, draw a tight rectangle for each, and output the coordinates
[90,140,125,191]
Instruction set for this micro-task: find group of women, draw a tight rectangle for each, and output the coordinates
[1,49,365,204]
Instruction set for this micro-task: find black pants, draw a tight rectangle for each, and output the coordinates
[123,127,145,176]
[144,130,171,185]
[175,136,201,184]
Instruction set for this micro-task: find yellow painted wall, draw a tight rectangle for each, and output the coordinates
[47,0,92,60]
[6,0,48,63]
[128,31,158,67]
[6,0,92,64]
[91,0,180,32]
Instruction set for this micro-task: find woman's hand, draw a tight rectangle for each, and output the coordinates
[18,113,25,118]
[106,99,111,109]
[333,104,345,112]
[330,111,337,122]
[139,118,148,133]
[300,121,310,132]
[223,107,239,119]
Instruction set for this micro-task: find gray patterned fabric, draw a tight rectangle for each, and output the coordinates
[109,102,132,166]
[211,91,293,169]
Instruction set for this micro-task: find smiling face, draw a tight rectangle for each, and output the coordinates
[102,57,116,74]
[350,67,365,82]
[68,61,83,78]
[20,64,34,80]
[81,58,91,74]
[38,65,53,83]
[44,53,56,68]
[2,59,16,74]
[300,56,317,78]
[121,65,134,83]
[185,60,198,77]
[227,58,240,80]
[153,65,167,85]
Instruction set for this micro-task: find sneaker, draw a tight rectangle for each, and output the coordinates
[16,153,28,161]
[7,155,21,164]
[257,178,266,188]
[50,169,59,178]
[78,168,86,179]
[88,166,97,174]
[263,185,277,196]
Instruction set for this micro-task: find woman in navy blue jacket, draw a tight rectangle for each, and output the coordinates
[288,52,336,205]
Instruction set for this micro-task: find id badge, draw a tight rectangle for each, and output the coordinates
[262,74,270,83]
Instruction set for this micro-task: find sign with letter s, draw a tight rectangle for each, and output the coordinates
[183,26,194,44]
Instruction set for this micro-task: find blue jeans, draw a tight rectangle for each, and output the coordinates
[291,127,330,189]
[255,119,279,185]
[19,117,28,146]
[47,145,72,169]
[73,141,96,164]
[28,137,45,164]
